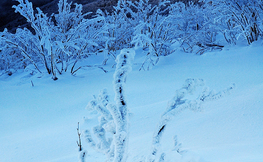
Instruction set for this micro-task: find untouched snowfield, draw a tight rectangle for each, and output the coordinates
[1,43,263,162]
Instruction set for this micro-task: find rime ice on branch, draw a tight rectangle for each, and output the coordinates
[149,79,235,162]
[84,49,135,162]
[111,49,135,162]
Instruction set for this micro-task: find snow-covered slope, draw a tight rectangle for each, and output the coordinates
[0,43,263,162]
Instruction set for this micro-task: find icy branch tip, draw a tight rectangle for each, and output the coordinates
[116,49,135,65]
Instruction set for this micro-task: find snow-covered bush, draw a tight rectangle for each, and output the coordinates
[103,0,179,70]
[149,79,235,162]
[82,61,236,162]
[53,3,108,75]
[0,0,108,79]
[204,0,263,45]
[99,1,137,66]
[168,2,224,55]
[84,49,135,162]
[105,1,135,54]
[10,0,59,79]
[2,0,263,78]
[131,0,176,70]
[0,28,40,75]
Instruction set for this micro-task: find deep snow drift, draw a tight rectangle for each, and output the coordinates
[0,43,263,162]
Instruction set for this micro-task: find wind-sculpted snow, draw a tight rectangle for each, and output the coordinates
[0,43,263,162]
[0,1,263,162]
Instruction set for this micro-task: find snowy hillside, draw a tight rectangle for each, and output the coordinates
[1,42,263,162]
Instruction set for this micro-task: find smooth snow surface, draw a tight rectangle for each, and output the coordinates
[1,43,263,162]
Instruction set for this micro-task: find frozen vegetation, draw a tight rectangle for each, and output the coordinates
[1,0,263,78]
[0,0,263,162]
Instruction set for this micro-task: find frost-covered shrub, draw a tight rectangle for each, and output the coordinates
[0,28,38,75]
[149,79,235,162]
[82,68,235,162]
[168,2,224,55]
[2,0,263,78]
[105,1,135,52]
[85,89,113,155]
[11,0,59,79]
[0,0,108,79]
[204,0,263,45]
[131,0,176,70]
[84,49,135,162]
[52,3,108,75]
[103,0,179,70]
[99,1,137,66]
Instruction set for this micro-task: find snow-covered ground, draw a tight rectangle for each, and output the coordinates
[1,43,263,162]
